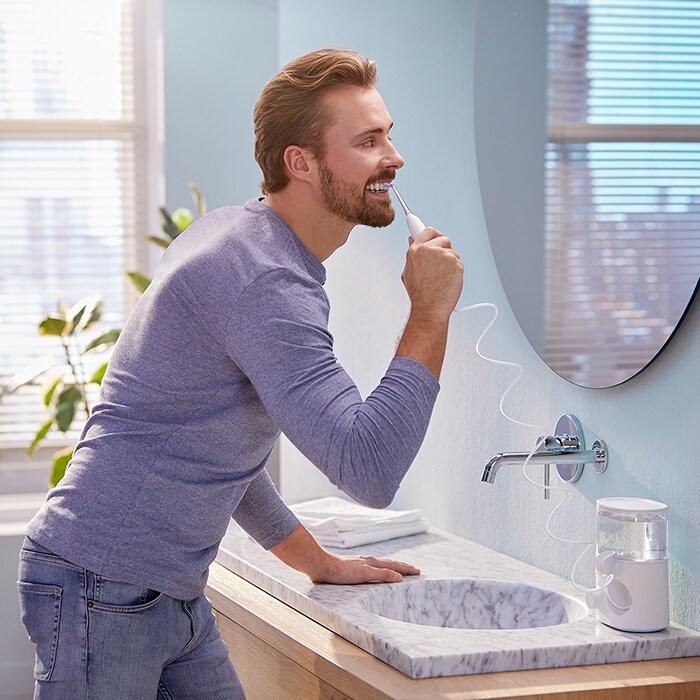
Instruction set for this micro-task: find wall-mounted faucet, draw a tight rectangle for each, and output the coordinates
[481,414,608,499]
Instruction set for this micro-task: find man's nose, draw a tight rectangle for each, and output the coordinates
[384,141,405,170]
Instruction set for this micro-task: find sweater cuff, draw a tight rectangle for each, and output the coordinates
[231,468,300,549]
[390,354,441,396]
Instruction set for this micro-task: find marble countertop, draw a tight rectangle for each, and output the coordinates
[216,522,700,679]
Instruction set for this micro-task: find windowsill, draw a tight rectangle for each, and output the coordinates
[0,444,64,496]
[0,492,46,535]
[0,438,76,452]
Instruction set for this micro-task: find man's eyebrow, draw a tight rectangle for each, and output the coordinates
[354,122,394,139]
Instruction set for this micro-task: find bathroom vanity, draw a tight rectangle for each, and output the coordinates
[207,522,700,698]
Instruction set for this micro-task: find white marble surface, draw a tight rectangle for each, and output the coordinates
[215,523,700,679]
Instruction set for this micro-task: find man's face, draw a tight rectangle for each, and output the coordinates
[315,87,404,228]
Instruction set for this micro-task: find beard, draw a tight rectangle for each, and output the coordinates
[318,159,395,228]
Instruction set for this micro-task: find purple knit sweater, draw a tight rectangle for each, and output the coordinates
[27,199,440,600]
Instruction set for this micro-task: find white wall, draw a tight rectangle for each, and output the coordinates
[164,0,700,631]
[0,537,35,700]
[0,498,46,700]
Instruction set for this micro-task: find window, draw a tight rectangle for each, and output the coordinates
[545,0,700,387]
[0,0,161,491]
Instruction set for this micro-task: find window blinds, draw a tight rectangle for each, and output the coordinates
[0,0,151,447]
[545,0,700,387]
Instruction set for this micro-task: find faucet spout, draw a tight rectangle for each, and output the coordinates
[481,446,607,484]
[481,453,510,484]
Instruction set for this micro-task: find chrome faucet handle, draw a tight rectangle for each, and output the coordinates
[544,434,581,452]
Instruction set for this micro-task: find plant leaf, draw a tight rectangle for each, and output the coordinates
[127,272,151,295]
[189,183,207,217]
[43,376,63,407]
[84,328,121,353]
[39,315,68,336]
[146,235,172,249]
[83,297,104,329]
[0,355,56,399]
[27,419,53,456]
[172,208,194,233]
[90,362,109,385]
[50,447,74,487]
[67,295,103,335]
[67,306,85,335]
[159,206,180,239]
[54,385,82,432]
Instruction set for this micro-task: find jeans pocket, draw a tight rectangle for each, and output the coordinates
[91,575,163,613]
[17,581,62,681]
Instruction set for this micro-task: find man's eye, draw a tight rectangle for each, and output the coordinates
[361,139,375,147]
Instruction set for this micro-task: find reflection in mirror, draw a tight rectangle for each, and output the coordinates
[474,0,700,388]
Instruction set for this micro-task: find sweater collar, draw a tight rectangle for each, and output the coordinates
[245,198,327,285]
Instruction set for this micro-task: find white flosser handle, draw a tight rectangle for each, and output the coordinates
[406,213,426,241]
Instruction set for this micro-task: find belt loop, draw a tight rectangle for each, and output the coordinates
[86,568,96,603]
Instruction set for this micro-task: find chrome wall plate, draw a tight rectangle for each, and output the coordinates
[553,414,585,483]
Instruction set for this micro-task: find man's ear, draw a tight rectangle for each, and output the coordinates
[283,145,316,184]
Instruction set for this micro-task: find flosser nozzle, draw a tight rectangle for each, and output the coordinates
[388,183,426,241]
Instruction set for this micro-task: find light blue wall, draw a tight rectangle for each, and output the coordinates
[163,0,700,631]
[163,0,279,211]
[473,0,547,353]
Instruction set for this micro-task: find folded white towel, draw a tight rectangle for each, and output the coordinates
[291,496,428,549]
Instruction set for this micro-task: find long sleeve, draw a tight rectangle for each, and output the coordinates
[231,467,299,549]
[225,268,440,509]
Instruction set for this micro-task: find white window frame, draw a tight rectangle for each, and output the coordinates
[0,0,163,493]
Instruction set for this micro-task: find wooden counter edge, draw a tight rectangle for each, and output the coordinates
[206,561,700,700]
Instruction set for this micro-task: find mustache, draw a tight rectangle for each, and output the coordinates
[365,171,395,187]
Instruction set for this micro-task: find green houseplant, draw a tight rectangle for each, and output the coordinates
[2,185,206,486]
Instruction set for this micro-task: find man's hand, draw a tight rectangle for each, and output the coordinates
[396,227,464,380]
[310,553,420,584]
[401,227,464,323]
[269,523,420,584]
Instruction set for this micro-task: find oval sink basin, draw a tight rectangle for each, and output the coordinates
[357,578,587,630]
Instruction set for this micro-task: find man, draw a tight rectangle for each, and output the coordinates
[18,48,463,698]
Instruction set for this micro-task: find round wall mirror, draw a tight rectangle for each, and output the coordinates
[473,0,699,388]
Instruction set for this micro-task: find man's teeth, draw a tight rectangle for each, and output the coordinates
[366,183,389,192]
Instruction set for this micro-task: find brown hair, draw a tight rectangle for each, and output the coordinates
[254,48,377,194]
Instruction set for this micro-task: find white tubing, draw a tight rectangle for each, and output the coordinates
[454,303,547,431]
[454,302,610,596]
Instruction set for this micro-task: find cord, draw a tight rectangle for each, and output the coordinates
[521,439,613,593]
[454,301,613,595]
[453,303,546,431]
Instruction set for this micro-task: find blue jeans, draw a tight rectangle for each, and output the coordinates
[17,538,245,699]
